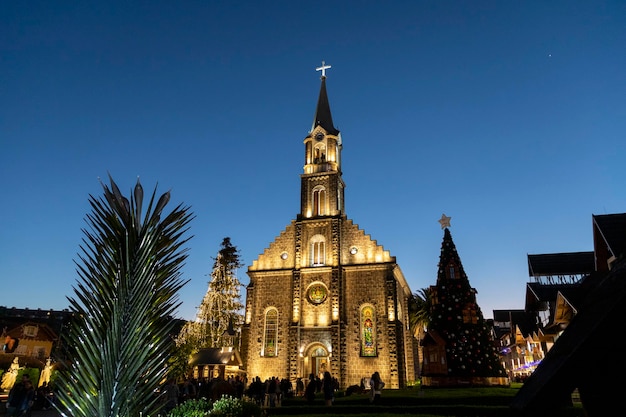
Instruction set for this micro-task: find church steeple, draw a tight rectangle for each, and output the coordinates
[311,62,339,136]
[300,62,344,219]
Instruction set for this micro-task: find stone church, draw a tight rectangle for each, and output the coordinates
[240,64,417,389]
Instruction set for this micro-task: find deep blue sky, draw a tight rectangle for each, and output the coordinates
[2,1,625,321]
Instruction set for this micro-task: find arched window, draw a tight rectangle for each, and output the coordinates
[310,235,325,266]
[360,304,377,357]
[263,308,278,357]
[314,144,326,163]
[312,186,326,216]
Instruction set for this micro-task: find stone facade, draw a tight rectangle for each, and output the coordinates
[241,74,416,389]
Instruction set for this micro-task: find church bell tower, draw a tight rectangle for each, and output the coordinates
[300,61,345,220]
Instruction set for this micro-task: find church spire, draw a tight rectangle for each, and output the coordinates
[312,61,339,136]
[300,62,345,218]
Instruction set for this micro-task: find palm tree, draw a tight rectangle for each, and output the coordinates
[408,287,432,377]
[54,176,194,417]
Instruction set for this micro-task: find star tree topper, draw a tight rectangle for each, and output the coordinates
[438,213,452,229]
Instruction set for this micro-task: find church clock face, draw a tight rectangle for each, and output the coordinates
[307,283,328,304]
[315,132,324,141]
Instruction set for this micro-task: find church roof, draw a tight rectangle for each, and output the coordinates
[311,76,339,136]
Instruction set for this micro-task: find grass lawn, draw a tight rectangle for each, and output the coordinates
[265,383,586,417]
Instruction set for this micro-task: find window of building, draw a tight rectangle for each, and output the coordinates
[263,308,278,357]
[32,346,46,360]
[307,282,328,304]
[312,186,326,216]
[360,304,377,356]
[23,325,38,337]
[337,184,343,212]
[310,235,325,266]
[449,266,455,279]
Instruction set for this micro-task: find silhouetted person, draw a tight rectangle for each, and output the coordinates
[304,373,316,403]
[369,371,385,404]
[323,371,334,406]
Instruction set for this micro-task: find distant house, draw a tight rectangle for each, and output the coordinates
[419,330,447,376]
[1,307,77,371]
[493,237,611,380]
[189,347,245,381]
[492,309,541,380]
[1,320,59,369]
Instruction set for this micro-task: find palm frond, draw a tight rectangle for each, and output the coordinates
[55,177,194,417]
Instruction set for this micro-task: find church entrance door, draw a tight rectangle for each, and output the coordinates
[309,345,329,379]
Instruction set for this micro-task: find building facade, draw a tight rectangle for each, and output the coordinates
[240,68,416,389]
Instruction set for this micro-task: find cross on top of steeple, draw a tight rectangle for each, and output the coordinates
[316,61,331,77]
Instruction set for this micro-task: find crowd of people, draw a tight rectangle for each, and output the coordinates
[2,367,384,415]
[158,371,375,409]
[243,371,384,408]
[244,375,294,407]
[159,374,248,412]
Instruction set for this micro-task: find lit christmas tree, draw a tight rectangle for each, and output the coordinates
[178,237,244,349]
[422,214,507,381]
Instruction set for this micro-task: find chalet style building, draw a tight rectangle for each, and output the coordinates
[510,212,626,416]
[0,307,73,371]
[493,213,626,382]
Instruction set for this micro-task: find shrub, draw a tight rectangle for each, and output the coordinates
[168,397,212,417]
[209,396,262,417]
[210,396,242,417]
[166,395,262,417]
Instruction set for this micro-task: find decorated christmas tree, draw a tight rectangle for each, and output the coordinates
[177,237,244,349]
[423,214,507,380]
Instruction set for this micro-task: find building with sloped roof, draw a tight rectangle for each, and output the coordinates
[241,65,416,389]
[510,212,626,416]
[494,213,626,384]
[189,347,245,381]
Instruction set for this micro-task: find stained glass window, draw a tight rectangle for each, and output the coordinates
[307,283,328,304]
[263,308,278,357]
[360,305,377,356]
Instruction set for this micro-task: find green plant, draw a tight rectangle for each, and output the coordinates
[168,398,212,417]
[54,176,193,417]
[208,395,262,417]
[210,396,242,417]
